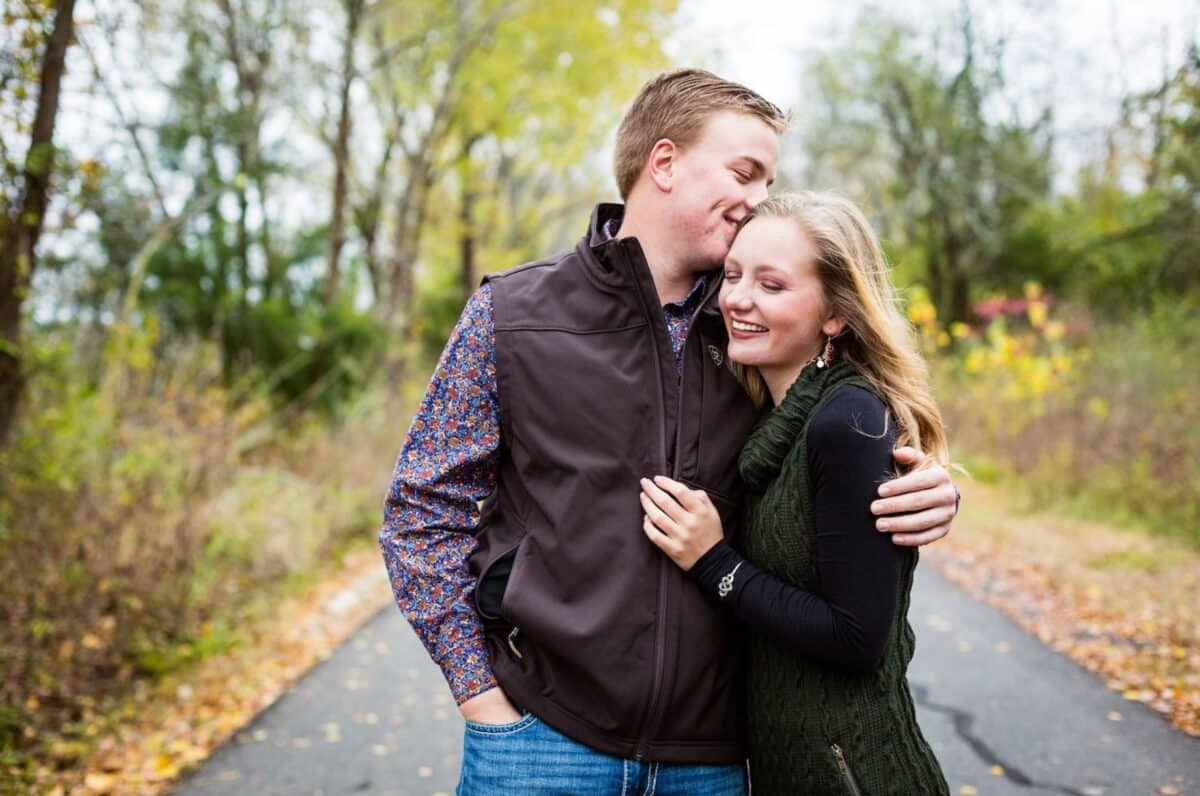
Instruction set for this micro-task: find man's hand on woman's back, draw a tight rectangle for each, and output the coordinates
[872,446,959,547]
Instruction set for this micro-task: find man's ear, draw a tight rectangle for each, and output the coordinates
[646,138,676,193]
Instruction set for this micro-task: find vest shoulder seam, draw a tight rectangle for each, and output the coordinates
[485,257,564,281]
[494,322,648,335]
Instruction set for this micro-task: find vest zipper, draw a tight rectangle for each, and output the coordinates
[636,556,670,760]
[506,627,523,660]
[637,281,719,759]
[623,239,673,760]
[831,743,865,796]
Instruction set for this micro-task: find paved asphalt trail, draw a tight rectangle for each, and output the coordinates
[174,566,1199,795]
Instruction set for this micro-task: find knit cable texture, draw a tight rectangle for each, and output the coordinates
[737,359,949,795]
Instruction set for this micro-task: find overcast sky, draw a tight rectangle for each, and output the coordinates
[670,0,1200,175]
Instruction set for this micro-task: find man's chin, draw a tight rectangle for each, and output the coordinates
[699,243,731,272]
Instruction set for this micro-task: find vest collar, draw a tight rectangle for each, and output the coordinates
[582,203,724,313]
[588,203,626,247]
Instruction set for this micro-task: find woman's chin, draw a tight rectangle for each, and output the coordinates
[726,341,764,367]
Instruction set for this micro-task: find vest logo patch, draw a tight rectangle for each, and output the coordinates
[708,345,724,366]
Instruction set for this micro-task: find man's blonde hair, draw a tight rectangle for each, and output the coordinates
[613,69,788,200]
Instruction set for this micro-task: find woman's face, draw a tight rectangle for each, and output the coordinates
[718,216,843,381]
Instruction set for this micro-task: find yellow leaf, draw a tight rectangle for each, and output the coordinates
[1027,301,1048,329]
[959,786,978,795]
[152,753,178,778]
[81,633,104,650]
[84,772,118,793]
[990,765,1005,776]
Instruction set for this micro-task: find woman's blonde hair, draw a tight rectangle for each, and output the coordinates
[730,191,950,466]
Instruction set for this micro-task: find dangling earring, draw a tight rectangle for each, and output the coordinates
[816,335,835,369]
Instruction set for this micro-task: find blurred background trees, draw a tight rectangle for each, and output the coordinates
[780,7,1198,548]
[0,0,1195,784]
[0,0,672,770]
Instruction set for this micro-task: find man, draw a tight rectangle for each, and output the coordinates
[379,69,959,795]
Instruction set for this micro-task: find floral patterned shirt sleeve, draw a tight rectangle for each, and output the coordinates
[378,283,501,705]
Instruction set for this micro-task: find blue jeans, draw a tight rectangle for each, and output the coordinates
[456,713,748,795]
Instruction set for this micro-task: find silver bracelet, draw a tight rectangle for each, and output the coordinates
[717,561,743,600]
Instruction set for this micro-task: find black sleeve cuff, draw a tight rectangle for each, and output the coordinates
[687,539,746,598]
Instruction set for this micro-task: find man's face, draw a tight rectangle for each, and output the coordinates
[667,111,780,271]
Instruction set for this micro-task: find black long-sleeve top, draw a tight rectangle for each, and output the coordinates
[689,384,903,672]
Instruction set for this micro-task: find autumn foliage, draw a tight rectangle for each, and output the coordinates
[0,325,405,787]
[914,286,1200,546]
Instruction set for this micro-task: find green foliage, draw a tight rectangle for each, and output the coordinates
[1087,548,1160,573]
[1047,48,1200,313]
[0,328,237,736]
[412,259,478,364]
[220,297,384,417]
[0,324,403,755]
[1052,175,1169,309]
[934,295,1200,546]
[0,0,683,780]
[131,623,240,678]
[0,2,54,188]
[394,0,675,348]
[792,12,1198,544]
[793,11,1199,323]
[0,702,26,751]
[795,14,1054,324]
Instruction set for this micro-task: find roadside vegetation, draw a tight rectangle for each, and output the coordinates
[1,0,1195,791]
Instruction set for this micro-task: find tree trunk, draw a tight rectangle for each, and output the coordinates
[325,0,363,304]
[939,226,971,325]
[0,0,77,446]
[458,136,480,302]
[235,142,251,310]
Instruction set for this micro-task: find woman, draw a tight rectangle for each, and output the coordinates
[640,192,950,795]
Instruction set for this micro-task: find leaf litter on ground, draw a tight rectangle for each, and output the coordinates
[22,480,1200,794]
[23,546,392,795]
[925,481,1200,739]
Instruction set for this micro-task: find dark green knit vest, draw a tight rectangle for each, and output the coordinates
[738,358,948,796]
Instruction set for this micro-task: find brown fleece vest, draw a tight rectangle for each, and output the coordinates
[467,204,761,763]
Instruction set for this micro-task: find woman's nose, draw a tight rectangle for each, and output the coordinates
[722,284,752,310]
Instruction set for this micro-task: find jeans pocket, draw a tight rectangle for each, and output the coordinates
[463,712,539,736]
